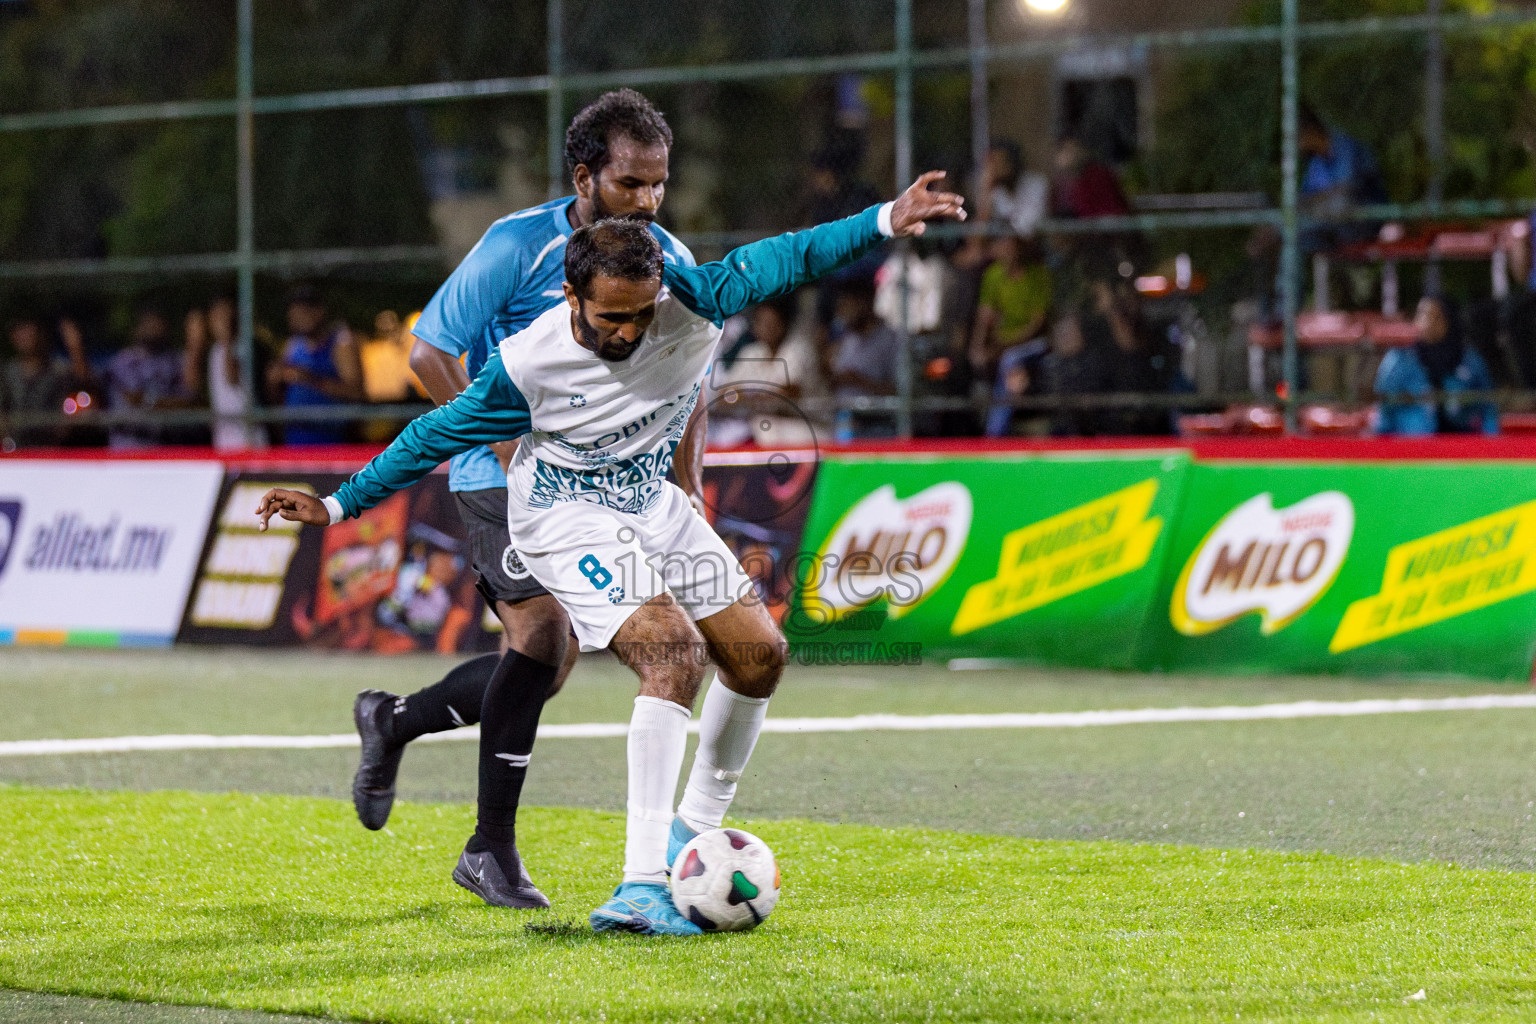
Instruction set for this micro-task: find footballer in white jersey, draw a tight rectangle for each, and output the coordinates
[495,292,747,651]
[257,171,966,935]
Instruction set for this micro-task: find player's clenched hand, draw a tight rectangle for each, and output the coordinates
[888,170,967,237]
[255,488,330,531]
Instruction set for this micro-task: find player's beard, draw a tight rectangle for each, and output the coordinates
[592,191,655,223]
[576,299,642,362]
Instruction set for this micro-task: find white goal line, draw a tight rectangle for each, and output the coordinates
[3,694,1536,757]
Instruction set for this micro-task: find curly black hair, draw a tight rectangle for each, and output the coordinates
[564,89,673,183]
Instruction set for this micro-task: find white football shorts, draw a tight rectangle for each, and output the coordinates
[507,482,753,651]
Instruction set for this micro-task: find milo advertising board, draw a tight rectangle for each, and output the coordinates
[785,453,1191,667]
[1147,462,1536,679]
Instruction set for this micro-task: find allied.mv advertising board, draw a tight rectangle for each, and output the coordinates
[0,460,224,646]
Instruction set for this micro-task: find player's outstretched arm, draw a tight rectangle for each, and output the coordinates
[257,351,531,531]
[663,171,965,325]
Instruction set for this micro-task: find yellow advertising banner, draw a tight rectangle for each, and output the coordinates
[1330,498,1536,653]
[951,479,1163,636]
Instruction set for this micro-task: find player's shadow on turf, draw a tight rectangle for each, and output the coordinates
[521,920,718,942]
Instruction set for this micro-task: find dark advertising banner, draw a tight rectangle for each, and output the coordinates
[700,451,819,628]
[179,472,500,653]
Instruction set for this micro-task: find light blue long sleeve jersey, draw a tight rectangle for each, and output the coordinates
[412,196,695,492]
[330,203,889,520]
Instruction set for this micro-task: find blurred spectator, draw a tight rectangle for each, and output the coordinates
[1503,215,1536,386]
[187,295,267,451]
[926,237,990,434]
[107,304,190,450]
[1051,136,1129,220]
[2,315,94,447]
[1299,105,1387,253]
[709,294,826,448]
[978,139,1048,238]
[824,279,898,439]
[1094,281,1175,435]
[971,236,1052,437]
[360,310,427,404]
[874,245,945,336]
[806,140,886,332]
[359,309,428,443]
[1051,135,1135,287]
[1040,309,1112,437]
[1375,296,1497,436]
[267,285,363,445]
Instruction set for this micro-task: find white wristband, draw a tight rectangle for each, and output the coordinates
[876,201,896,238]
[321,494,345,525]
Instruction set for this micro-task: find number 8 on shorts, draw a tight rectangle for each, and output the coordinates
[578,554,613,589]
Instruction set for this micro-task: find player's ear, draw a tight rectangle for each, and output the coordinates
[563,282,580,311]
[572,163,593,200]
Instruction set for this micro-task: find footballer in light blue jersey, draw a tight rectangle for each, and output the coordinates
[412,196,695,493]
[324,91,702,914]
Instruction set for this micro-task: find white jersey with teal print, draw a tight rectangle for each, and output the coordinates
[498,294,716,515]
[411,196,694,492]
[327,202,893,524]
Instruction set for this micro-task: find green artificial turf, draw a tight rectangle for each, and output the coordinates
[2,786,1535,1023]
[6,649,1536,871]
[0,647,1515,742]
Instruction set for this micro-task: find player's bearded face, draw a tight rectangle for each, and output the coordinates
[585,139,668,223]
[575,299,636,361]
[574,280,659,362]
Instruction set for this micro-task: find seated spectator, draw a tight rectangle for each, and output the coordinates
[267,285,363,445]
[979,139,1048,238]
[1375,296,1497,436]
[1051,136,1129,220]
[970,236,1052,437]
[107,304,190,450]
[2,314,94,448]
[709,294,826,449]
[188,295,268,451]
[1299,104,1387,254]
[1094,281,1175,436]
[1051,135,1137,286]
[1040,309,1113,437]
[825,279,898,439]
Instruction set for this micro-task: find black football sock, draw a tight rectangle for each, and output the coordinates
[385,653,499,744]
[475,649,558,876]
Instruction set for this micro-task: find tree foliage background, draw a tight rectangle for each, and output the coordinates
[0,0,1533,320]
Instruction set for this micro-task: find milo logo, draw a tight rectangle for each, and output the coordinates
[801,482,973,624]
[1171,491,1354,636]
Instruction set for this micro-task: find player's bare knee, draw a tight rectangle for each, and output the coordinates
[637,657,705,709]
[614,593,708,708]
[724,636,787,699]
[498,595,569,667]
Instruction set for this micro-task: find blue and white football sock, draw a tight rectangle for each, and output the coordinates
[622,696,691,885]
[676,675,769,834]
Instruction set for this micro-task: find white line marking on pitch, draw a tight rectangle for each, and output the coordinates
[3,694,1536,757]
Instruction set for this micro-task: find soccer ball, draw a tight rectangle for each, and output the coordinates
[669,827,780,932]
